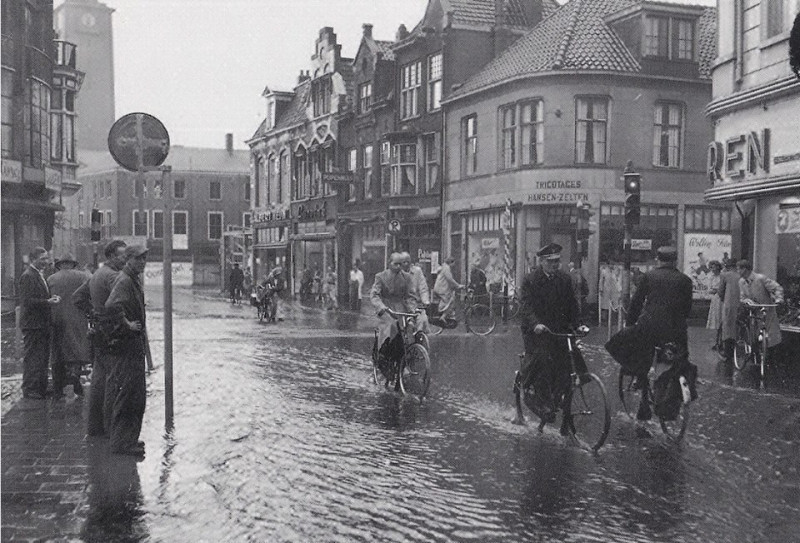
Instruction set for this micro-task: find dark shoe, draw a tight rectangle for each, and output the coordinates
[636,400,652,421]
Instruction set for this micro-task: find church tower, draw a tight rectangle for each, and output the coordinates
[54,0,115,151]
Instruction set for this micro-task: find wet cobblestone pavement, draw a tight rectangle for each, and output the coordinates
[2,287,799,542]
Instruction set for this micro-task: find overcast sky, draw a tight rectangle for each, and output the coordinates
[55,0,715,150]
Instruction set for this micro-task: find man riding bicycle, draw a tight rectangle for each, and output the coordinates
[258,267,285,322]
[370,252,417,371]
[516,243,588,429]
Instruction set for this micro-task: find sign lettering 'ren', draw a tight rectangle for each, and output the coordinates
[747,129,770,175]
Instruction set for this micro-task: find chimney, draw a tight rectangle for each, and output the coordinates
[362,23,373,38]
[225,133,233,155]
[396,24,409,41]
[298,70,310,84]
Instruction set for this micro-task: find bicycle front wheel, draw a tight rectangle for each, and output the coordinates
[399,344,431,399]
[465,304,496,336]
[733,338,749,370]
[659,400,690,443]
[566,373,611,452]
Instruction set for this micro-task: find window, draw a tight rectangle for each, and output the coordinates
[153,177,162,199]
[279,151,289,204]
[363,144,373,199]
[133,178,147,198]
[427,53,442,111]
[575,97,608,164]
[390,143,417,195]
[173,211,188,236]
[684,207,731,232]
[50,89,76,163]
[644,15,694,60]
[293,148,308,199]
[244,178,251,202]
[78,212,85,228]
[653,102,683,168]
[521,100,544,166]
[152,210,164,239]
[28,79,50,168]
[2,69,13,158]
[312,76,331,117]
[462,115,478,176]
[380,141,391,197]
[500,105,517,170]
[423,133,440,193]
[267,155,278,204]
[98,179,106,199]
[173,178,186,199]
[764,0,784,38]
[102,211,113,238]
[132,210,148,237]
[209,180,221,200]
[400,61,421,119]
[347,148,357,201]
[243,212,252,228]
[208,212,223,240]
[358,82,372,114]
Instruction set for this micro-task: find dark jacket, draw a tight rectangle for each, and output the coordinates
[48,268,92,362]
[18,265,51,330]
[230,267,244,288]
[519,267,580,335]
[105,267,147,345]
[627,263,693,348]
[469,267,488,297]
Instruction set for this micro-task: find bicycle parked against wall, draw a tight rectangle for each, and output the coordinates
[372,310,431,400]
[512,325,611,453]
[734,302,778,381]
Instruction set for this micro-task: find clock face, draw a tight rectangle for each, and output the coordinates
[81,13,96,27]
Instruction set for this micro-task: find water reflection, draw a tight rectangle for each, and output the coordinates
[82,442,148,542]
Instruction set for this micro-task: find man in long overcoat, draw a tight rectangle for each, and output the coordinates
[72,239,128,437]
[737,259,784,351]
[47,254,91,397]
[716,258,741,362]
[105,245,150,456]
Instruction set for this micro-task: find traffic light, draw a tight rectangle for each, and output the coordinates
[624,172,641,226]
[90,208,101,242]
[575,201,594,258]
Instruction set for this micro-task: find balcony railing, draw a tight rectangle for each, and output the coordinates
[53,40,77,69]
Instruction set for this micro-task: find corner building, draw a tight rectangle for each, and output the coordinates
[442,0,724,305]
[704,0,800,334]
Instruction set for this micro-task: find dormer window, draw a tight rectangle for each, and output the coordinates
[644,15,694,61]
[311,76,331,117]
[265,99,276,130]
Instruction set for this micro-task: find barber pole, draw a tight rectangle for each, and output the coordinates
[501,198,515,292]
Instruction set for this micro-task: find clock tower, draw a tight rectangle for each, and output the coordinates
[54,0,115,151]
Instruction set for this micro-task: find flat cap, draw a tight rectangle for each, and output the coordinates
[656,246,678,261]
[54,253,78,268]
[124,244,149,258]
[536,243,563,260]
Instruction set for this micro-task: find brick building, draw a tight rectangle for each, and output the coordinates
[442,0,723,306]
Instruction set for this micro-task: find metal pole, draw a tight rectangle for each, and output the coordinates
[162,166,174,429]
[622,224,631,312]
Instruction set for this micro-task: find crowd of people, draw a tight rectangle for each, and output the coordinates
[18,241,151,458]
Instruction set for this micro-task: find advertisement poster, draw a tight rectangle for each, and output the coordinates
[467,233,514,288]
[144,262,193,287]
[683,233,732,300]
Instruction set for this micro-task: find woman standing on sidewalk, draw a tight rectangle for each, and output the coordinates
[706,261,723,350]
[323,266,339,310]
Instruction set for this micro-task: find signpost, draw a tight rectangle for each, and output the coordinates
[108,113,174,429]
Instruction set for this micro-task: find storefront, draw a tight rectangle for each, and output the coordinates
[346,220,386,298]
[290,197,337,296]
[393,218,442,280]
[252,205,291,283]
[461,208,517,293]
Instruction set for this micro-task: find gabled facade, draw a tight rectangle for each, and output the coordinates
[442,0,722,306]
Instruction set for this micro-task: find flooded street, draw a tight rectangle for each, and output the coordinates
[96,289,800,543]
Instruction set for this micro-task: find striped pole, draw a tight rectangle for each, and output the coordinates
[501,198,515,292]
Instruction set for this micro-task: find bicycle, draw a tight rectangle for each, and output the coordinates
[618,342,692,442]
[734,302,778,381]
[512,325,611,453]
[372,310,431,400]
[489,292,521,323]
[230,287,242,305]
[255,286,276,323]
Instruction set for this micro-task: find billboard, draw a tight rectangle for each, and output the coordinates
[683,233,732,300]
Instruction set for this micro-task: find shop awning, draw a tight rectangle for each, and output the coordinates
[704,175,800,202]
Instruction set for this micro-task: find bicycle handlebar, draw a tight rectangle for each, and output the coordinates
[389,310,424,318]
[743,302,778,308]
[539,325,590,338]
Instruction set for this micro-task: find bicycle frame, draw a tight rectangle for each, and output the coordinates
[740,303,776,381]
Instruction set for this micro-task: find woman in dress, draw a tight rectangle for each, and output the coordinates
[706,260,723,349]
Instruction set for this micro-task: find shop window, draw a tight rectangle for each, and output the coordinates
[575,97,608,165]
[359,81,372,114]
[380,141,391,197]
[428,52,442,111]
[390,143,417,195]
[208,212,223,240]
[423,133,440,193]
[600,203,677,265]
[521,100,544,166]
[174,178,186,199]
[152,210,164,239]
[363,144,373,199]
[685,207,731,232]
[400,60,421,119]
[499,104,517,170]
[462,114,478,176]
[209,180,221,200]
[653,102,683,168]
[777,202,800,329]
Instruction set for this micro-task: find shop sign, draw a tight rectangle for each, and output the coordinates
[683,233,732,300]
[776,206,800,234]
[707,129,770,184]
[481,238,500,249]
[388,219,401,233]
[526,180,589,203]
[417,249,432,263]
[143,262,192,287]
[631,239,652,250]
[45,168,62,191]
[321,171,353,186]
[253,206,291,223]
[2,160,22,184]
[297,200,328,222]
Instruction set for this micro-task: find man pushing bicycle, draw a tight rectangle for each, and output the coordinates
[515,243,588,430]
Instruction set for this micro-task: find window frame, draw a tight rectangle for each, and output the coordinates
[172,210,188,236]
[363,144,374,200]
[390,143,417,196]
[520,99,544,167]
[574,96,609,165]
[427,52,443,112]
[152,210,164,239]
[28,78,50,168]
[400,60,422,120]
[347,148,357,202]
[652,101,684,169]
[358,81,372,114]
[499,104,517,170]
[207,211,223,241]
[462,114,478,177]
[423,132,440,193]
[209,179,222,201]
[132,210,149,237]
[173,178,186,199]
[643,15,695,61]
[1,69,13,158]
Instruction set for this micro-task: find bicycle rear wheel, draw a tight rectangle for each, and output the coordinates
[566,373,611,452]
[399,344,431,399]
[659,401,689,443]
[465,304,496,336]
[733,338,750,370]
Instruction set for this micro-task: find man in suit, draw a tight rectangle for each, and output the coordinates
[18,247,60,399]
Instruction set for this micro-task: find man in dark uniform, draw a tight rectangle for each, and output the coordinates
[105,245,150,457]
[229,262,244,303]
[515,243,587,428]
[72,239,127,437]
[625,246,693,420]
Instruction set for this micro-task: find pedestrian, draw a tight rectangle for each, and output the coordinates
[18,247,60,399]
[568,261,589,316]
[300,267,313,301]
[47,254,91,398]
[433,256,463,321]
[706,260,723,350]
[737,259,784,357]
[72,239,128,437]
[323,265,339,310]
[349,260,365,312]
[243,267,253,298]
[469,258,488,303]
[716,258,741,363]
[229,262,244,303]
[105,244,150,457]
[401,252,431,334]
